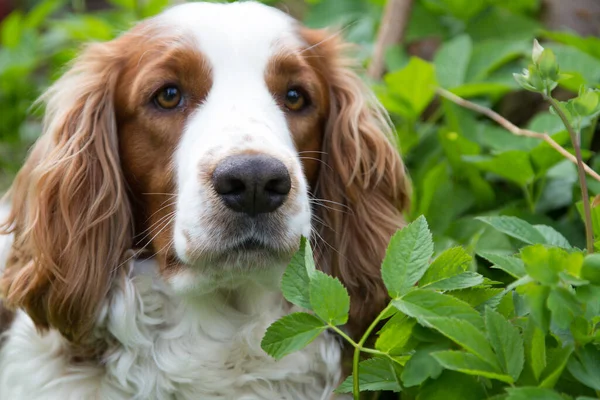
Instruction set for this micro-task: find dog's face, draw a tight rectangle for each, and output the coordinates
[1,1,409,343]
[116,3,328,291]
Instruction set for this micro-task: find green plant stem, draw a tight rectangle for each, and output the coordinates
[546,96,594,253]
[353,303,394,399]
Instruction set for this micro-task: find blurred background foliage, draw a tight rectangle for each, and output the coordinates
[0,0,599,287]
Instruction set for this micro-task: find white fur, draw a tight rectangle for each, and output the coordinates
[0,256,343,399]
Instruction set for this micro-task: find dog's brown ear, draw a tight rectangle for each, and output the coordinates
[0,40,132,344]
[302,28,411,337]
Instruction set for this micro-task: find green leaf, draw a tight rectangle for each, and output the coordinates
[465,151,535,187]
[24,0,63,29]
[309,271,349,326]
[573,88,600,116]
[476,216,547,245]
[434,34,472,88]
[533,225,572,249]
[420,247,472,286]
[452,287,505,311]
[521,245,567,285]
[520,284,551,332]
[432,350,512,383]
[426,317,498,366]
[281,237,313,309]
[383,57,437,118]
[417,371,486,399]
[505,387,564,400]
[485,307,524,381]
[0,11,23,48]
[261,313,326,360]
[382,216,434,298]
[422,272,484,291]
[524,319,546,382]
[376,313,416,355]
[401,346,444,387]
[393,289,483,329]
[478,252,526,278]
[567,344,600,390]
[336,357,401,393]
[465,8,540,42]
[538,344,574,388]
[547,287,582,330]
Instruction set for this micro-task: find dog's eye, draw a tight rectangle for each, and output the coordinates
[284,88,308,112]
[154,86,182,109]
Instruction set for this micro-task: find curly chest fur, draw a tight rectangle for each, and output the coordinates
[0,259,343,400]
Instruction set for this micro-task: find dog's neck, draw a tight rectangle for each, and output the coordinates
[0,256,343,399]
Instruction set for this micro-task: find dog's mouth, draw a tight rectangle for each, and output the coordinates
[229,237,269,252]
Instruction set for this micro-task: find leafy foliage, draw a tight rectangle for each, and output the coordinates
[263,215,600,398]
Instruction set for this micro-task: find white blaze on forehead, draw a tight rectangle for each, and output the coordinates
[160,1,302,70]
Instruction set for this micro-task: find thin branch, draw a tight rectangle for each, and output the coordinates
[436,87,600,183]
[545,96,594,253]
[367,0,415,80]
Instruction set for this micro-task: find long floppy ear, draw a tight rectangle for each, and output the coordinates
[305,29,411,337]
[0,41,131,343]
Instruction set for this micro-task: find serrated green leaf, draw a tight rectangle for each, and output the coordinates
[336,357,402,393]
[567,344,600,390]
[401,346,444,387]
[432,350,512,383]
[479,252,526,278]
[261,313,326,360]
[538,344,574,388]
[309,271,349,326]
[426,317,499,367]
[533,225,572,249]
[485,307,524,381]
[382,216,434,298]
[420,247,472,286]
[376,313,416,355]
[477,216,547,245]
[281,237,312,309]
[505,387,564,400]
[422,272,484,291]
[393,289,483,329]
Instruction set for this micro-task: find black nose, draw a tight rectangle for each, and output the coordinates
[212,154,291,216]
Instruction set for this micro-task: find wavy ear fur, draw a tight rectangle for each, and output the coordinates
[0,41,131,343]
[304,29,411,337]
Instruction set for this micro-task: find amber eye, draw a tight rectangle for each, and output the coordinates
[284,88,307,111]
[154,86,182,109]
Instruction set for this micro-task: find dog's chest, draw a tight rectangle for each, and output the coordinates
[0,263,342,400]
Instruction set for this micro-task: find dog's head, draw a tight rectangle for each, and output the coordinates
[1,1,410,343]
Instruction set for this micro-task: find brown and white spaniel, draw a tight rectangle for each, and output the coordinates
[0,2,409,399]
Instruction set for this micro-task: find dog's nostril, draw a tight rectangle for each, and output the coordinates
[218,177,245,195]
[212,154,291,216]
[265,176,291,195]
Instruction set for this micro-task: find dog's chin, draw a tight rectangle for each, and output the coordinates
[168,236,300,296]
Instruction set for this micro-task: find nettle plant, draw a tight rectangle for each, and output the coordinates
[260,41,600,399]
